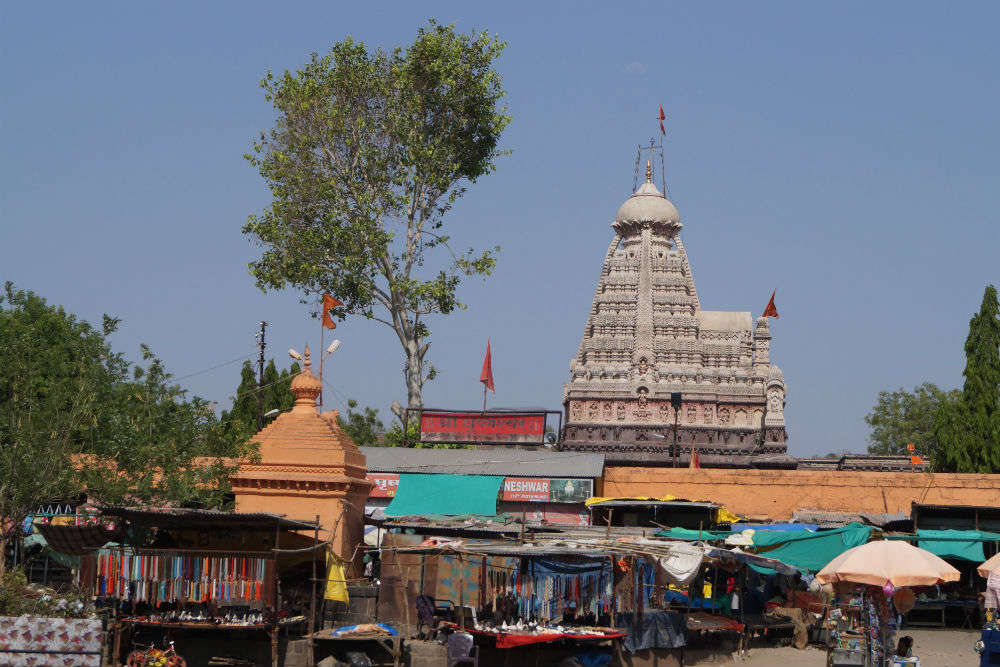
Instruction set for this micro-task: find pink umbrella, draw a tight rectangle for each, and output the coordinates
[816,540,960,587]
[978,552,1000,578]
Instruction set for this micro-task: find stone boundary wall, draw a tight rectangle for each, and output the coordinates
[0,616,102,667]
[601,467,1000,520]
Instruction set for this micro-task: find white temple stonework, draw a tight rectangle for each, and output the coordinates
[560,163,793,468]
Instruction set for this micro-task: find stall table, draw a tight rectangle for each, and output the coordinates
[906,599,978,629]
[310,632,402,667]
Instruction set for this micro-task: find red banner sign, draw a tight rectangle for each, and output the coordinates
[366,473,400,498]
[419,411,546,444]
[503,477,551,502]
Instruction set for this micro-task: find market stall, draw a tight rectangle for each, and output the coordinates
[71,507,324,667]
[368,536,698,665]
[817,540,959,667]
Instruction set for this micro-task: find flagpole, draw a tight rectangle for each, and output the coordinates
[319,298,324,409]
[482,383,487,414]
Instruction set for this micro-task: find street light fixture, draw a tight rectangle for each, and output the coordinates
[319,340,342,408]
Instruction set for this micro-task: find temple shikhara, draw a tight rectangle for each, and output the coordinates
[560,159,792,468]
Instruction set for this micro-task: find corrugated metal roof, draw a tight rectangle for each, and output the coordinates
[360,447,604,478]
[99,506,319,530]
[588,499,719,509]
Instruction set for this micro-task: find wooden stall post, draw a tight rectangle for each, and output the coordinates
[310,514,319,634]
[272,521,280,667]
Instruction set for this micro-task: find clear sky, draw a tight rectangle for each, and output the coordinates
[3,2,998,456]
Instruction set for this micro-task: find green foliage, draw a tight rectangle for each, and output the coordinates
[0,567,92,617]
[337,399,386,446]
[0,283,251,572]
[220,359,299,439]
[220,361,258,443]
[244,20,510,418]
[333,401,468,449]
[865,383,961,456]
[934,285,1000,472]
[0,283,115,572]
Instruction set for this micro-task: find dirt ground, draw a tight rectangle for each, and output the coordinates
[688,628,980,667]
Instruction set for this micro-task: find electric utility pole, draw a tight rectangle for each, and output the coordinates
[256,321,267,430]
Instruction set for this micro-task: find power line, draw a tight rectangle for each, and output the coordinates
[173,353,256,382]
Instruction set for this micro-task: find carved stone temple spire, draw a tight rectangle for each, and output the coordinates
[560,156,791,468]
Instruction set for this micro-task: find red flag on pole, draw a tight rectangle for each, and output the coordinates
[658,105,666,135]
[689,449,701,469]
[322,294,343,329]
[761,290,779,319]
[479,340,495,393]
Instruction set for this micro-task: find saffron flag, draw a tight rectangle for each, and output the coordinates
[689,450,701,469]
[322,294,343,329]
[762,290,779,319]
[480,340,495,393]
[658,105,666,135]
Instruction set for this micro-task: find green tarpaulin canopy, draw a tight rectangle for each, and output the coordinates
[385,473,503,517]
[655,527,731,541]
[751,523,873,573]
[916,529,1000,561]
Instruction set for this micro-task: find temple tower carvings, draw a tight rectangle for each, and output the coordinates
[560,162,791,467]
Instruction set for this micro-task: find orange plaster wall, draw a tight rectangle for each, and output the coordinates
[602,467,1000,520]
[235,491,366,562]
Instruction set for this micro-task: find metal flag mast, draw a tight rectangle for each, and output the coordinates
[319,300,325,408]
[632,105,668,194]
[634,137,667,196]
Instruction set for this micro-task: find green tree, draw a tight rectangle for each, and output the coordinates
[262,360,280,412]
[934,285,1000,472]
[0,284,246,574]
[244,20,510,421]
[220,359,300,438]
[0,285,118,574]
[865,383,961,456]
[220,361,258,443]
[79,345,247,509]
[273,362,300,412]
[337,399,386,446]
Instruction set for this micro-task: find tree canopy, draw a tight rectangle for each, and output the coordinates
[865,382,960,456]
[933,285,1000,472]
[244,20,510,421]
[0,284,253,573]
[220,358,299,440]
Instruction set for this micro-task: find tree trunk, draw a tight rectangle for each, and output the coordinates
[404,340,424,413]
[391,337,425,430]
[0,531,7,578]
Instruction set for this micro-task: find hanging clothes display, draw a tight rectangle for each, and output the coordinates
[509,556,613,622]
[95,550,274,606]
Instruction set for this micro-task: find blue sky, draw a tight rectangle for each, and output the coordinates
[3,2,998,456]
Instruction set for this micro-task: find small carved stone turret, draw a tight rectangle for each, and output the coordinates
[231,342,372,566]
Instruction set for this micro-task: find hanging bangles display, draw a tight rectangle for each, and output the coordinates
[95,550,275,606]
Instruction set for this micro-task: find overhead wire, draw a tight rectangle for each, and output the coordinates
[173,353,257,382]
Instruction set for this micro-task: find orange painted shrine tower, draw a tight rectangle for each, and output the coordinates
[231,345,371,562]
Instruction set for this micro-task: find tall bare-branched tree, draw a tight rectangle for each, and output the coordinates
[244,21,510,419]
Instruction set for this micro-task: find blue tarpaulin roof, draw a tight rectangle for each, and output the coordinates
[385,473,503,517]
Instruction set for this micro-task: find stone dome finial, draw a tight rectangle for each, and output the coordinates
[290,344,322,412]
[614,168,681,235]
